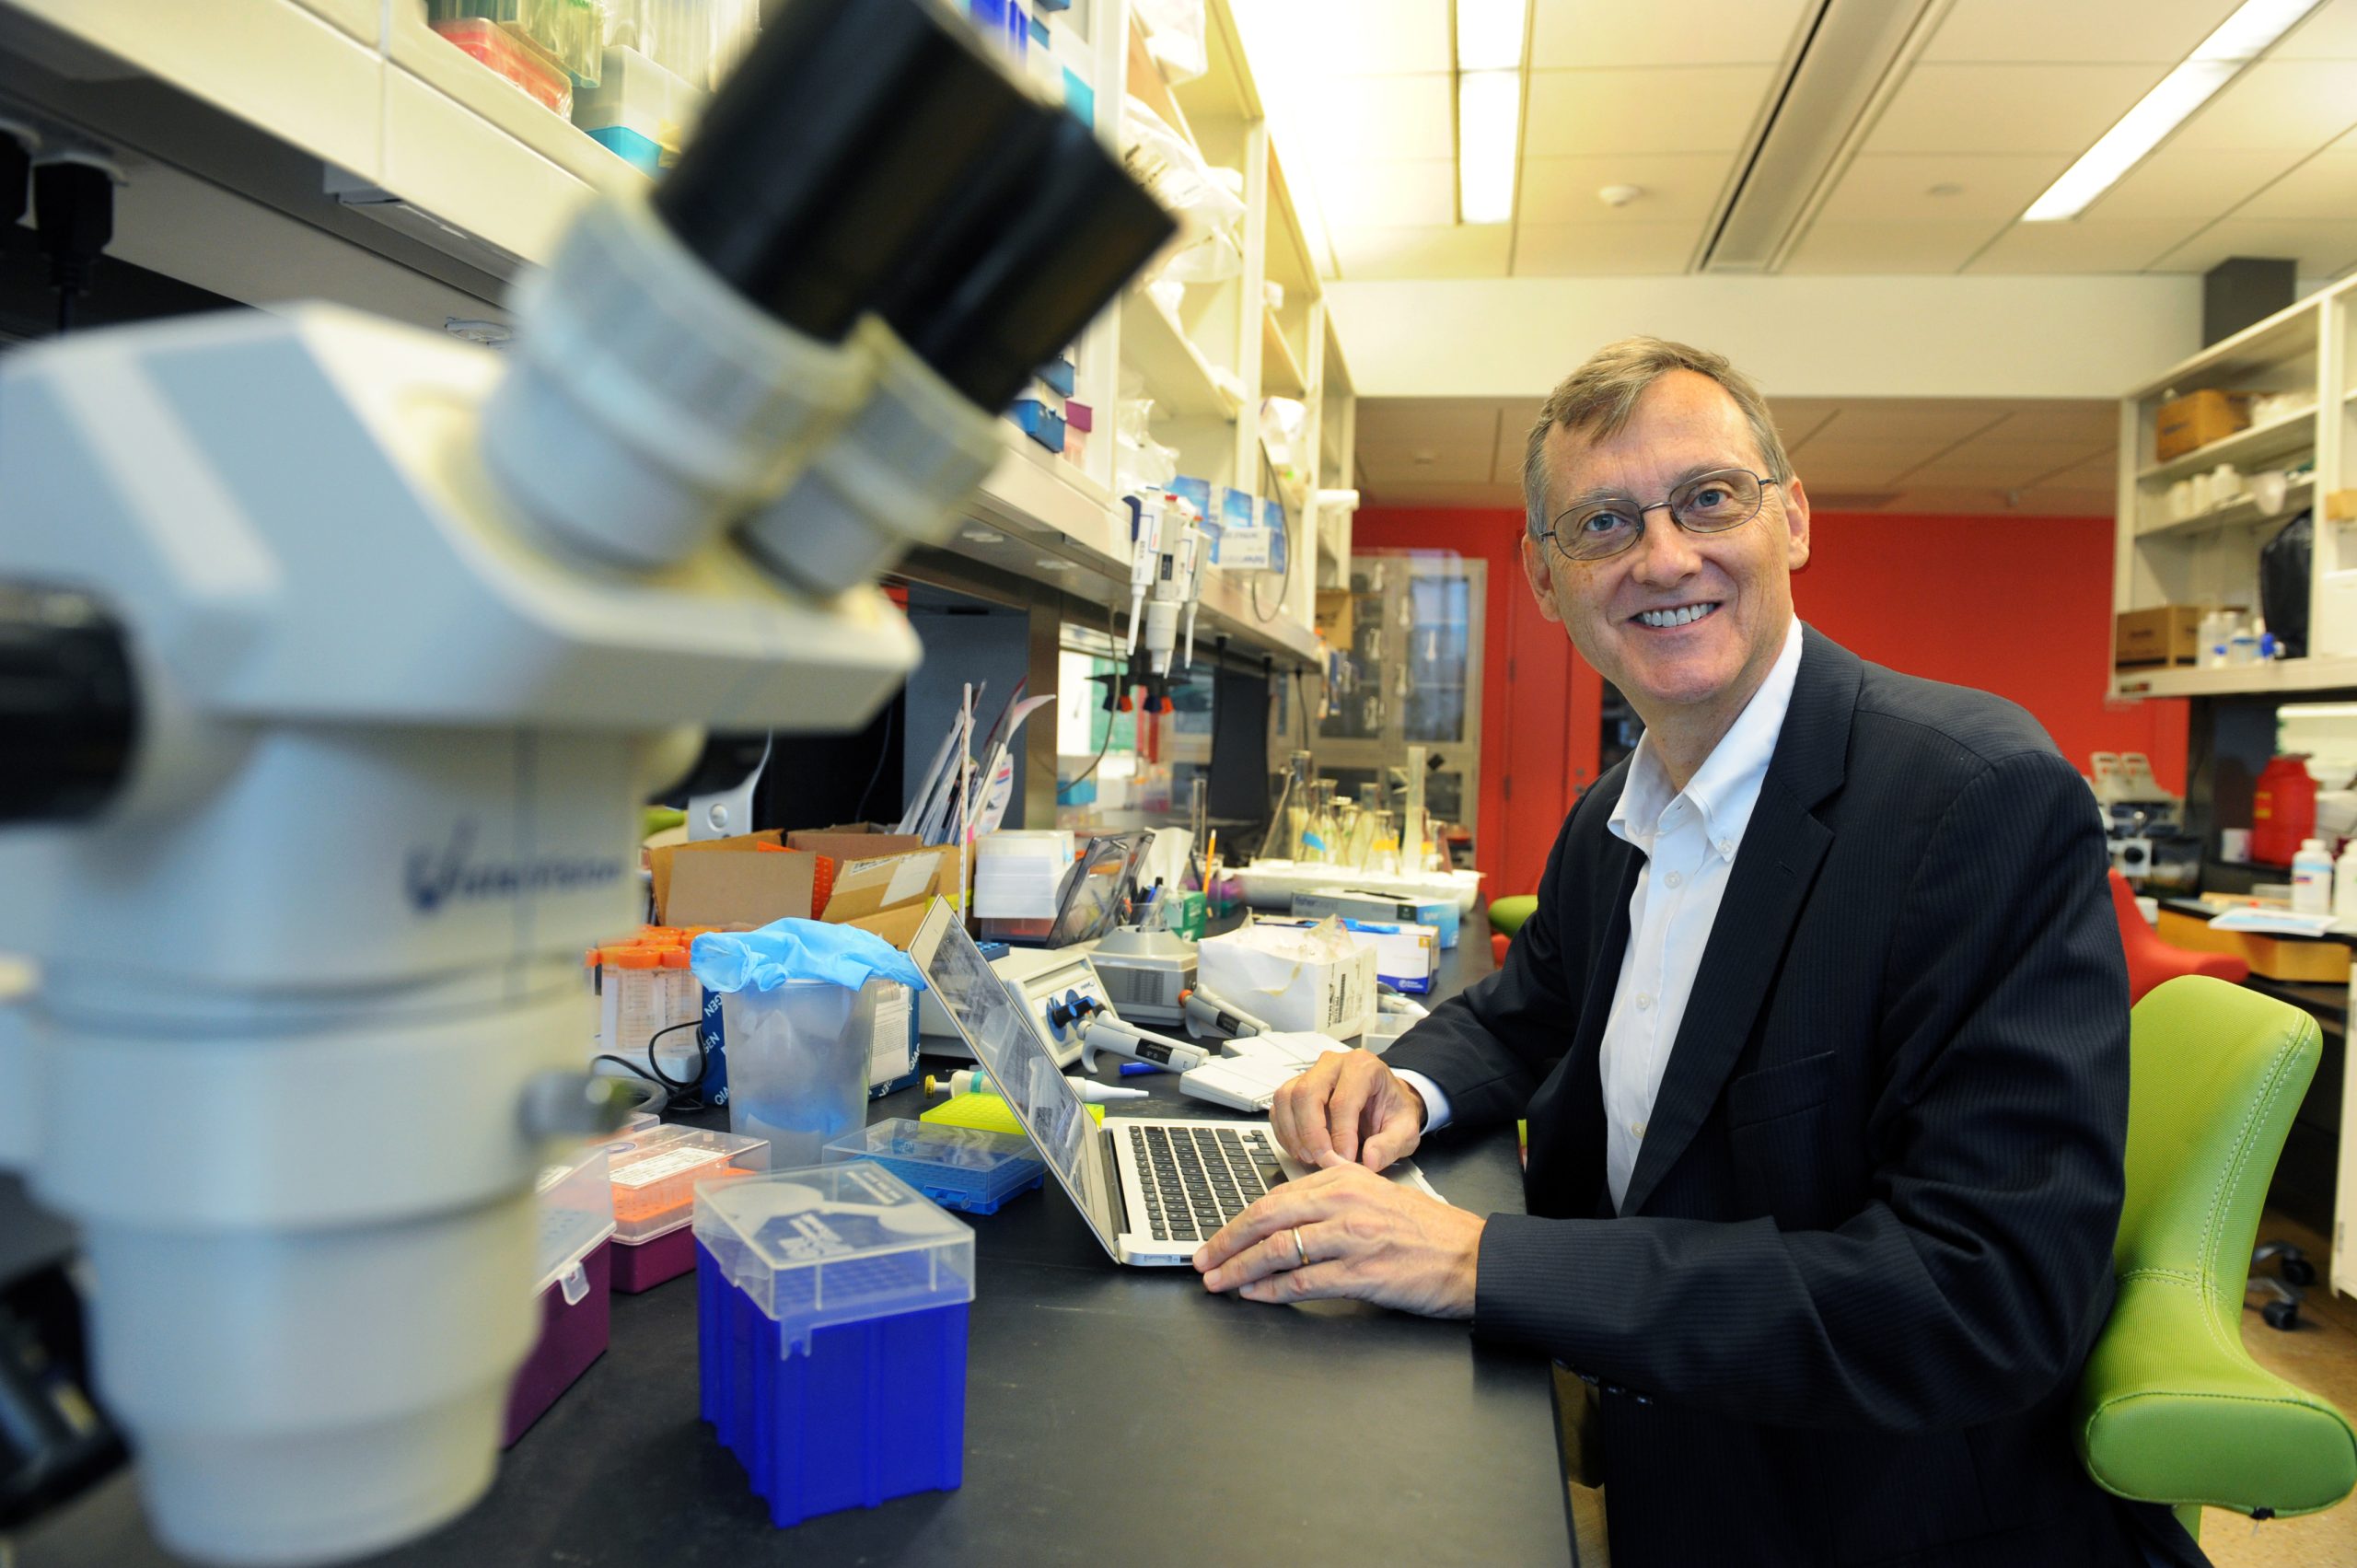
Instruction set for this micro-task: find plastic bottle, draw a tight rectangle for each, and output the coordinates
[2335,841,2357,927]
[2292,837,2333,914]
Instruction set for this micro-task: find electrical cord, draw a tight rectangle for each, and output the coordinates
[32,157,112,336]
[590,1016,709,1108]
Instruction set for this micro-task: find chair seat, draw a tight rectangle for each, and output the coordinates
[2077,1270,2357,1514]
[1489,895,1538,938]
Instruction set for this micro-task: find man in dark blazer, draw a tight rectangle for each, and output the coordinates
[1190,338,2196,1565]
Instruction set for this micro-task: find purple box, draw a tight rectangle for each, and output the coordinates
[503,1237,612,1446]
[612,1225,697,1294]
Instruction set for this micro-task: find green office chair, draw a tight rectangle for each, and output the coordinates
[2075,975,2357,1540]
[1489,895,1538,937]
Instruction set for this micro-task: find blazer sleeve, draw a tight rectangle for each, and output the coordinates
[1471,749,2131,1433]
[1378,797,1590,1132]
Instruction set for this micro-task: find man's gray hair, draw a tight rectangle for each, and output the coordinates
[1520,336,1794,540]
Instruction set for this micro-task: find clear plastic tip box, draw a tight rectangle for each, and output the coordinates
[823,1118,1044,1214]
[695,1164,974,1527]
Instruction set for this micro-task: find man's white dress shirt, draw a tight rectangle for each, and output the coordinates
[1396,618,1805,1213]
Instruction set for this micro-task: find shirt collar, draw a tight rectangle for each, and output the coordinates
[1608,619,1805,858]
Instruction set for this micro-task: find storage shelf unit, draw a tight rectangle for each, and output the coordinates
[0,0,1343,670]
[2133,478,2315,540]
[2111,283,2357,699]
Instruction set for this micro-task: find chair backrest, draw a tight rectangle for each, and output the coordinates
[2075,976,2357,1516]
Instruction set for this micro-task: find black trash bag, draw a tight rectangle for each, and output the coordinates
[2261,509,2312,659]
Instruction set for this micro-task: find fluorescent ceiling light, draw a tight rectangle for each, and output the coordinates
[1458,69,1520,224]
[2023,0,2323,222]
[1457,0,1525,72]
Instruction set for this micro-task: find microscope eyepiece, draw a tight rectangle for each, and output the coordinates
[654,0,1040,343]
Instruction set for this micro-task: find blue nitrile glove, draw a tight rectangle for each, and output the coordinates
[691,918,928,994]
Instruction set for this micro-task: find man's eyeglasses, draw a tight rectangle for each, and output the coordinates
[1540,467,1780,563]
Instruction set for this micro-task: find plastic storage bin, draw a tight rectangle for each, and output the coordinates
[430,16,575,114]
[505,1147,616,1445]
[719,980,868,1168]
[823,1119,1045,1214]
[428,0,603,85]
[608,1127,767,1293]
[571,43,705,172]
[695,1164,974,1527]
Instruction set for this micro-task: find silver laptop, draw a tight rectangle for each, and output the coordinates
[909,898,1310,1266]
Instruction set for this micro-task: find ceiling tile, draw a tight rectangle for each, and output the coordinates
[2081,147,2313,221]
[1529,0,1808,68]
[2151,216,2357,274]
[1813,153,2071,224]
[1781,220,2000,273]
[1329,223,1513,279]
[1964,219,2195,272]
[1769,398,1843,450]
[2164,60,2357,153]
[2234,149,2357,221]
[1791,444,1949,487]
[1904,441,2110,486]
[1272,1,1453,76]
[1864,64,2171,156]
[1355,402,1500,485]
[1984,402,2121,442]
[1358,481,1527,509]
[1512,222,1698,274]
[1301,75,1457,166]
[1921,0,2238,63]
[1492,401,1547,482]
[1518,153,1737,225]
[1315,158,1458,227]
[1809,402,2015,443]
[2272,0,2357,59]
[1524,66,1777,156]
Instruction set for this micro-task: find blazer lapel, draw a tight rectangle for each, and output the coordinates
[1615,626,1861,1216]
[1522,831,1639,1218]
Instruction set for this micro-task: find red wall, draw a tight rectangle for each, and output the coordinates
[1353,505,2188,899]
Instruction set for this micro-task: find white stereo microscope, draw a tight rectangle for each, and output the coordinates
[0,0,1170,1562]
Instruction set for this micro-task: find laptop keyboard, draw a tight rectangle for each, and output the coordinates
[1127,1123,1287,1243]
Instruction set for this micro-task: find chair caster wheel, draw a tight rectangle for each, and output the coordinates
[2262,1299,2300,1331]
[2281,1258,2317,1287]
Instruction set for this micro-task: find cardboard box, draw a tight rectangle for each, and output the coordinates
[2325,489,2357,522]
[2154,389,2250,462]
[2115,606,2208,669]
[650,830,797,924]
[786,825,924,860]
[821,847,955,929]
[663,844,815,929]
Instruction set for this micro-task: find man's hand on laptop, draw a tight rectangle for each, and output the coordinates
[1191,1157,1483,1318]
[1270,1049,1425,1171]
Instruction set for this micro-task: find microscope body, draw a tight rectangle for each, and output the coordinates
[0,304,916,1564]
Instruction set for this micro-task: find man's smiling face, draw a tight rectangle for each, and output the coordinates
[1522,368,1810,723]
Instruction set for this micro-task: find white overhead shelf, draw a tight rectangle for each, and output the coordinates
[2114,657,2357,700]
[1120,290,1240,419]
[0,0,1335,670]
[2133,478,2315,539]
[2135,408,2316,484]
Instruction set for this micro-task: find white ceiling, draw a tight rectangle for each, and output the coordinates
[1353,396,2120,517]
[1244,0,2357,283]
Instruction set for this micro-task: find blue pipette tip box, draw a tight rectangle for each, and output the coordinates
[696,1165,975,1527]
[822,1118,1046,1214]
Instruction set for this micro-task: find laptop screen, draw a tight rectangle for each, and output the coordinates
[908,900,1121,1251]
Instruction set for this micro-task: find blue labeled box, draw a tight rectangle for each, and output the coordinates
[697,1164,976,1527]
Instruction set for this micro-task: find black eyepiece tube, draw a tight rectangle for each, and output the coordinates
[655,0,1039,343]
[884,111,1177,412]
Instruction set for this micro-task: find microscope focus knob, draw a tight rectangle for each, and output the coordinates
[0,583,136,823]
